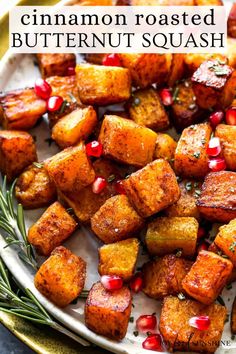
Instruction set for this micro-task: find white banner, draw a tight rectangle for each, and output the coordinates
[9,6,227,53]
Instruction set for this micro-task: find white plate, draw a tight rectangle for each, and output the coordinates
[0,47,235,354]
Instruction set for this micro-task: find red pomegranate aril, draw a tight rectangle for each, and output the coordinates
[102,54,121,67]
[206,137,221,157]
[208,157,226,172]
[225,107,236,126]
[197,242,208,253]
[197,227,206,240]
[34,78,52,100]
[86,141,103,157]
[189,316,211,331]
[136,315,157,333]
[67,66,76,76]
[92,177,107,194]
[47,95,64,112]
[142,334,163,351]
[114,180,126,195]
[159,88,173,106]
[209,111,224,128]
[130,273,143,293]
[101,275,123,291]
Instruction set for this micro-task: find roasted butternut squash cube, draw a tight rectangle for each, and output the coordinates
[0,131,37,181]
[76,64,131,105]
[44,142,95,194]
[154,133,177,163]
[174,122,212,179]
[52,106,97,149]
[28,201,77,256]
[228,4,236,38]
[182,250,233,305]
[60,158,120,224]
[91,195,144,244]
[159,296,227,353]
[85,54,106,65]
[231,296,236,334]
[215,124,236,171]
[171,79,204,132]
[36,54,76,78]
[196,171,236,222]
[146,216,198,257]
[117,0,194,4]
[0,88,47,130]
[192,60,236,109]
[34,246,86,307]
[142,255,193,299]
[184,53,228,75]
[167,54,185,87]
[46,75,80,127]
[194,0,223,4]
[127,88,169,131]
[215,219,236,267]
[123,159,180,217]
[118,53,172,88]
[165,180,201,219]
[85,281,132,340]
[98,115,157,167]
[98,238,139,281]
[15,164,56,209]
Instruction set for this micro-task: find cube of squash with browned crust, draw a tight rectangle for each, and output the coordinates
[154,133,177,163]
[44,142,95,194]
[15,164,56,209]
[171,79,204,132]
[98,238,139,281]
[192,60,236,109]
[34,246,86,307]
[76,64,131,105]
[123,159,180,217]
[146,216,198,257]
[127,88,169,131]
[174,122,212,179]
[85,281,132,340]
[196,171,236,223]
[118,53,172,88]
[60,158,120,224]
[52,107,97,149]
[28,201,77,256]
[159,296,227,353]
[0,131,37,181]
[184,53,228,75]
[142,255,193,299]
[165,180,201,220]
[195,0,223,4]
[228,4,236,38]
[167,54,185,87]
[214,219,236,267]
[98,115,157,167]
[91,195,144,244]
[117,0,194,4]
[215,124,236,171]
[182,250,233,305]
[0,88,47,130]
[36,54,76,78]
[85,54,107,65]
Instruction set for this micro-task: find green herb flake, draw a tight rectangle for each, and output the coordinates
[209,63,229,76]
[172,87,179,103]
[132,97,141,107]
[193,152,200,159]
[133,331,139,337]
[59,100,68,115]
[217,296,225,306]
[68,92,77,103]
[229,241,236,253]
[185,182,192,191]
[178,293,186,301]
[129,317,134,323]
[33,162,43,169]
[188,103,196,110]
[175,249,183,258]
[201,138,206,145]
[194,189,201,198]
[226,283,232,290]
[108,174,116,183]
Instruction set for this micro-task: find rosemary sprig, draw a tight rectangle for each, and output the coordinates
[0,176,37,269]
[0,258,90,347]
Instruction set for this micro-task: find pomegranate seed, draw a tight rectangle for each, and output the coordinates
[189,316,211,331]
[206,137,221,157]
[159,88,173,106]
[47,96,64,112]
[102,54,121,67]
[136,314,157,333]
[86,141,103,157]
[92,177,107,194]
[142,334,163,351]
[197,242,208,253]
[67,66,75,76]
[225,107,236,126]
[114,180,126,195]
[197,227,206,239]
[130,273,143,293]
[208,157,226,172]
[209,111,224,128]
[34,78,52,100]
[101,275,123,291]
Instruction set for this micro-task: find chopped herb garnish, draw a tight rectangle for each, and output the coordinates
[176,176,182,182]
[229,241,236,253]
[175,249,182,258]
[194,182,199,188]
[68,92,77,103]
[133,331,139,337]
[33,162,43,168]
[125,174,130,179]
[59,100,68,115]
[217,296,225,306]
[209,63,229,76]
[132,97,141,107]
[172,87,179,102]
[189,125,197,130]
[129,317,134,323]
[45,137,54,147]
[230,187,235,193]
[185,182,192,191]
[108,174,116,183]
[201,138,206,145]
[178,293,186,301]
[188,103,196,110]
[194,189,201,198]
[226,283,232,290]
[193,152,200,159]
